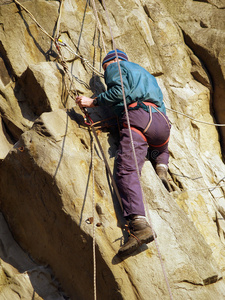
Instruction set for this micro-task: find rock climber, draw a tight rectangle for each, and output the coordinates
[76,49,172,256]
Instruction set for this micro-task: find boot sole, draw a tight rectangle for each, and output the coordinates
[118,242,139,257]
[118,234,155,257]
[141,234,154,245]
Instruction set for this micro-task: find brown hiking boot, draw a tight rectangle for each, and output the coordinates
[156,164,173,192]
[118,217,155,257]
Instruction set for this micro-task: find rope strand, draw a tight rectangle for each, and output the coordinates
[101,1,173,299]
[13,2,225,299]
[55,0,64,40]
[90,0,107,55]
[13,0,104,78]
[14,0,55,42]
[91,134,97,300]
[14,0,224,128]
[166,107,225,127]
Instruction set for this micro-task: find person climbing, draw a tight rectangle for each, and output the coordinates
[76,49,172,256]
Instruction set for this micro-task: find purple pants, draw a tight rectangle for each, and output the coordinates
[116,107,171,218]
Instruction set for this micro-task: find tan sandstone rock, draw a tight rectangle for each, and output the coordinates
[0,0,225,299]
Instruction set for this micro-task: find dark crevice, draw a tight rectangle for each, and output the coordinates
[193,0,209,3]
[181,279,204,286]
[1,115,23,142]
[170,173,185,190]
[32,121,52,138]
[193,0,225,9]
[15,67,51,116]
[0,41,15,83]
[1,118,17,144]
[189,53,212,92]
[98,0,103,8]
[203,274,220,285]
[179,273,223,286]
[80,138,89,149]
[143,4,154,22]
[181,29,225,157]
[200,20,208,28]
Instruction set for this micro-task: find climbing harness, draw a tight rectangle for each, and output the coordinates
[101,0,174,299]
[11,0,225,129]
[123,122,147,142]
[128,101,157,133]
[10,1,225,300]
[7,0,225,129]
[125,101,171,147]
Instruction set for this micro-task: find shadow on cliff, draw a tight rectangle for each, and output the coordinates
[183,31,225,161]
[15,0,59,62]
[67,102,125,232]
[0,151,124,299]
[112,243,149,265]
[0,212,68,299]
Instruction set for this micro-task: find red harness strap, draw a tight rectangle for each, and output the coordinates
[128,101,157,109]
[123,101,170,147]
[123,122,147,142]
[148,135,170,148]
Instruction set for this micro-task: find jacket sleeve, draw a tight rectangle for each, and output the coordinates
[96,64,130,106]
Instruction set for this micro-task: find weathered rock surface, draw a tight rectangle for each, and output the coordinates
[0,212,66,299]
[158,0,225,154]
[1,108,225,299]
[0,0,225,299]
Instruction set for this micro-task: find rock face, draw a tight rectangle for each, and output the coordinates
[0,0,225,299]
[159,0,225,154]
[0,212,66,299]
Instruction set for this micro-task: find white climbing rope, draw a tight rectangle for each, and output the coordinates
[91,134,97,300]
[13,0,224,128]
[166,107,225,126]
[90,0,107,55]
[186,184,225,192]
[63,42,104,77]
[12,1,225,299]
[55,0,64,40]
[101,1,174,299]
[13,0,104,78]
[13,0,55,42]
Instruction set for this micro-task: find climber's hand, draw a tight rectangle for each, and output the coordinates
[76,96,95,108]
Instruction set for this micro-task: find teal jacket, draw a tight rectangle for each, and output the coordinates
[96,61,166,116]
